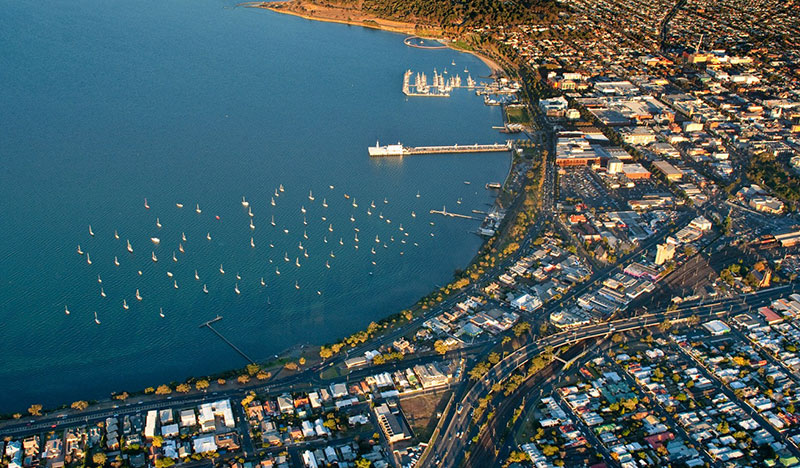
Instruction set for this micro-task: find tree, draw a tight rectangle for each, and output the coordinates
[195,379,210,391]
[12,413,21,419]
[27,404,42,416]
[323,419,337,430]
[434,340,449,355]
[144,387,155,394]
[237,375,250,385]
[488,352,501,365]
[611,333,624,344]
[245,363,261,376]
[151,435,164,447]
[513,321,531,337]
[298,357,306,365]
[355,458,372,468]
[502,336,512,347]
[256,371,271,381]
[217,378,226,386]
[319,346,333,359]
[468,362,491,380]
[92,453,107,466]
[71,401,89,411]
[113,392,129,401]
[175,383,191,393]
[658,319,672,333]
[155,458,175,468]
[155,385,172,395]
[284,362,299,371]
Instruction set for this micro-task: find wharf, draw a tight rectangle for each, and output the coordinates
[429,206,478,220]
[369,141,511,157]
[200,316,256,364]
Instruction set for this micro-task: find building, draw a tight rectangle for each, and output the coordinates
[197,400,235,432]
[413,363,450,389]
[607,158,623,174]
[621,163,651,179]
[374,403,411,443]
[555,134,602,167]
[652,160,684,181]
[703,320,731,336]
[655,243,676,265]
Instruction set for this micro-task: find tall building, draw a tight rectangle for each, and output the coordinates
[655,243,676,265]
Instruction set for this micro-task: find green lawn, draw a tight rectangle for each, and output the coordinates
[505,105,531,125]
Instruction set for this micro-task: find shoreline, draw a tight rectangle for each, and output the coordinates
[252,1,504,75]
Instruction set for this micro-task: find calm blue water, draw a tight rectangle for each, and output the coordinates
[0,0,508,411]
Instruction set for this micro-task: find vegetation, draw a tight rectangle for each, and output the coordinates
[747,151,800,209]
[71,400,89,411]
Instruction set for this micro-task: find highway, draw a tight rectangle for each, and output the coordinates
[425,285,797,467]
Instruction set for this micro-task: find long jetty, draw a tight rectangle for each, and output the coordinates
[430,206,478,220]
[405,142,510,155]
[200,316,256,364]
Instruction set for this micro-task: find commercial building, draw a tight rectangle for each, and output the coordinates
[652,160,684,181]
[655,243,676,265]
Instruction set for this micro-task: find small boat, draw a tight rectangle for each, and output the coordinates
[250,220,255,230]
[151,251,157,262]
[354,245,359,250]
[195,270,200,280]
[159,307,165,318]
[383,244,388,248]
[284,252,290,262]
[167,271,173,278]
[298,241,304,250]
[100,287,106,298]
[241,196,249,207]
[176,203,183,208]
[275,267,280,275]
[317,290,321,296]
[350,215,355,222]
[323,236,328,243]
[123,299,129,310]
[234,283,240,295]
[203,284,208,294]
[300,205,306,214]
[114,230,119,239]
[352,198,358,208]
[325,261,330,269]
[195,204,202,214]
[274,188,279,197]
[328,224,333,232]
[343,193,350,199]
[457,198,462,205]
[89,225,94,236]
[308,190,314,201]
[329,185,334,189]
[144,198,150,209]
[322,198,328,208]
[401,239,406,244]
[97,274,102,284]
[386,219,391,224]
[303,216,307,226]
[156,218,162,228]
[65,305,70,315]
[399,224,404,231]
[411,211,416,218]
[279,184,284,192]
[269,243,274,248]
[250,237,255,248]
[295,257,301,267]
[94,311,101,325]
[330,251,335,258]
[321,216,326,221]
[181,232,187,242]
[370,200,376,208]
[400,251,404,255]
[339,238,344,245]
[172,252,178,262]
[151,237,160,245]
[375,235,380,243]
[248,207,254,218]
[138,270,142,275]
[367,209,372,216]
[371,247,376,254]
[416,191,420,198]
[414,242,419,246]
[271,197,276,206]
[464,181,471,185]
[383,198,388,204]
[303,250,308,258]
[260,277,265,287]
[295,280,300,290]
[303,230,308,239]
[271,215,276,226]
[236,272,241,280]
[354,233,359,242]
[430,221,435,226]
[207,232,212,241]
[219,264,225,274]
[179,243,184,253]
[379,212,384,219]
[430,233,435,237]
[354,227,360,232]
[371,261,376,266]
[77,245,83,255]
[86,253,92,265]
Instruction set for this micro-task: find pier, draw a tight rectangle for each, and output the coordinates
[200,316,256,364]
[429,206,478,220]
[370,141,511,157]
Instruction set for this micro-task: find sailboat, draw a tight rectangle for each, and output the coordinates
[274,188,279,197]
[86,253,92,265]
[295,257,301,267]
[298,241,304,250]
[234,283,240,295]
[354,233,359,242]
[250,237,255,248]
[182,232,187,242]
[399,224,404,231]
[94,311,101,325]
[241,196,249,207]
[321,216,326,221]
[328,224,333,232]
[375,235,380,243]
[236,272,241,280]
[301,205,306,214]
[303,216,307,226]
[279,184,284,192]
[330,251,335,258]
[457,198,462,205]
[123,299,129,310]
[386,219,392,224]
[77,245,83,255]
[416,191,420,198]
[308,190,314,201]
[411,211,416,218]
[173,280,178,289]
[329,185,334,189]
[152,251,157,262]
[172,251,178,262]
[144,198,150,209]
[98,274,102,284]
[271,215,276,226]
[219,264,225,274]
[367,208,372,216]
[303,250,308,258]
[250,220,255,230]
[352,198,358,208]
[339,238,344,245]
[384,198,388,204]
[371,247,376,254]
[159,308,165,318]
[275,267,280,275]
[248,207,254,218]
[260,277,266,287]
[151,237,161,245]
[203,284,209,294]
[370,200,376,208]
[176,203,183,208]
[89,225,94,236]
[295,280,300,290]
[195,203,202,214]
[379,212,384,219]
[167,271,173,278]
[207,232,212,241]
[271,197,276,206]
[303,230,308,239]
[179,243,184,253]
[100,287,106,298]
[284,252,290,262]
[195,270,200,280]
[156,218,162,228]
[322,198,328,208]
[350,215,355,222]
[114,230,119,239]
[65,305,70,315]
[344,193,350,199]
[323,236,328,243]
[325,260,330,269]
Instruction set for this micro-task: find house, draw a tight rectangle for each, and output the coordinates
[277,394,294,414]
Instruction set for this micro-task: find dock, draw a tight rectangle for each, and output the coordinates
[200,316,256,364]
[369,141,511,157]
[429,206,478,220]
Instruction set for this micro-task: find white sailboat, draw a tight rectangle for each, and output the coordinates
[136,289,142,301]
[236,272,241,280]
[271,215,276,226]
[250,220,255,230]
[295,257,301,267]
[65,305,70,315]
[176,203,183,208]
[328,224,333,232]
[275,267,280,275]
[350,215,355,222]
[283,228,289,234]
[375,235,380,243]
[303,250,308,258]
[416,191,420,198]
[352,198,358,208]
[367,208,372,216]
[248,207,254,218]
[384,198,388,204]
[182,232,187,242]
[156,218,162,229]
[127,239,133,253]
[77,245,83,255]
[144,198,150,209]
[234,283,240,295]
[411,211,416,218]
[250,237,255,248]
[322,198,328,208]
[284,252,290,262]
[354,233,359,242]
[295,280,300,290]
[207,232,212,241]
[100,287,106,298]
[330,251,335,258]
[323,236,328,243]
[219,264,225,274]
[98,274,102,284]
[271,197,275,206]
[303,216,307,226]
[167,271,173,278]
[303,230,308,239]
[86,253,92,265]
[298,241,304,250]
[308,190,314,201]
[123,299,129,310]
[339,238,344,245]
[159,307,165,318]
[172,251,177,262]
[94,311,101,325]
[152,251,157,262]
[114,230,119,239]
[179,243,184,253]
[399,224,404,231]
[195,203,202,214]
[151,237,161,245]
[89,225,94,236]
[173,280,178,289]
[279,184,284,192]
[326,260,330,268]
[300,205,306,214]
[195,270,200,280]
[379,212,384,219]
[203,284,209,294]
[260,277,266,287]
[370,200,376,208]
[241,196,249,207]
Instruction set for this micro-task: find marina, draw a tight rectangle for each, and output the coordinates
[402,68,478,97]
